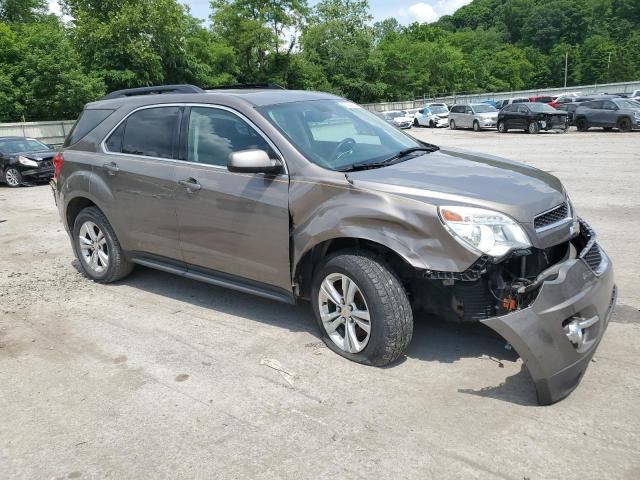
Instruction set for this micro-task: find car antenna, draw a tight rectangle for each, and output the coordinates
[344,173,354,185]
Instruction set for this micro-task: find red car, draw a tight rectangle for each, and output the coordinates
[529,95,555,106]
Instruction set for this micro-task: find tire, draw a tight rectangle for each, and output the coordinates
[72,206,134,283]
[603,127,613,131]
[4,167,22,187]
[497,121,507,133]
[576,118,589,132]
[617,118,632,132]
[311,251,413,367]
[429,120,435,128]
[449,120,456,130]
[473,120,480,132]
[528,122,540,134]
[413,118,419,127]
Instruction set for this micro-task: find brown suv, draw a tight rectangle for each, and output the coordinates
[52,84,616,405]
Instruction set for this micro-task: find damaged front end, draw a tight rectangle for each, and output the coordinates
[413,219,616,405]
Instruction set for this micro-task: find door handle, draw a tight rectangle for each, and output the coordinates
[178,178,202,192]
[102,162,119,175]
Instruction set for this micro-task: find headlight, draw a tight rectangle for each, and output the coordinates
[439,206,531,258]
[17,156,38,167]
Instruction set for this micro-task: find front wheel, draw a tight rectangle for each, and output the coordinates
[497,121,507,133]
[311,251,413,366]
[473,120,481,132]
[528,122,540,134]
[617,118,632,132]
[4,167,22,187]
[413,118,419,127]
[449,120,456,130]
[429,120,435,128]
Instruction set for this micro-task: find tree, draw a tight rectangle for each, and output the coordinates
[0,0,46,22]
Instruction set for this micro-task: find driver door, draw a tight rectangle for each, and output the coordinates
[174,106,291,294]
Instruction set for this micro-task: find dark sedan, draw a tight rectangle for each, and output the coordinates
[498,103,568,134]
[0,137,57,187]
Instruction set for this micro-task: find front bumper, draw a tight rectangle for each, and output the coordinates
[20,165,54,181]
[482,241,616,405]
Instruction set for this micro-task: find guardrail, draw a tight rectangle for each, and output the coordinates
[0,120,75,146]
[362,80,640,111]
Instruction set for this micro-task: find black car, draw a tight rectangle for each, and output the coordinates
[0,137,57,187]
[498,103,568,134]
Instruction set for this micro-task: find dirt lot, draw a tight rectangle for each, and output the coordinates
[1,128,639,479]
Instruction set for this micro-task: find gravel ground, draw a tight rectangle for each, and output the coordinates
[1,128,639,479]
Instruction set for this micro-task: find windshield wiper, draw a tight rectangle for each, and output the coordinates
[339,146,437,172]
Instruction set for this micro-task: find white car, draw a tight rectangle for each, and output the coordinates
[413,103,450,128]
[379,110,413,129]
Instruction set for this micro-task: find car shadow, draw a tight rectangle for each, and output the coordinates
[105,264,538,406]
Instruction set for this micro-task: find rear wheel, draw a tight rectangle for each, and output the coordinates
[73,206,133,283]
[617,118,632,132]
[473,120,481,132]
[497,121,507,133]
[576,118,589,132]
[311,251,413,367]
[528,122,540,134]
[449,120,456,130]
[4,167,22,187]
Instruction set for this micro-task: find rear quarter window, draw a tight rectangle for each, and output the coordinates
[64,109,114,147]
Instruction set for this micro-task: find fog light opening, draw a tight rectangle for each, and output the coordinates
[563,315,600,349]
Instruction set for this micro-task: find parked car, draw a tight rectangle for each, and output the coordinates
[449,103,498,131]
[574,98,640,132]
[0,136,56,187]
[378,110,413,129]
[498,102,568,134]
[414,103,449,128]
[496,97,529,109]
[52,84,616,405]
[630,90,640,99]
[529,95,555,105]
[479,100,498,109]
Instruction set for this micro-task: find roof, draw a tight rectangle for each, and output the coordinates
[86,89,341,110]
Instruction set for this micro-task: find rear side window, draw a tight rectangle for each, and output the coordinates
[64,109,114,147]
[106,107,181,158]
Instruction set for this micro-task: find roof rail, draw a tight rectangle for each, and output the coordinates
[206,83,286,90]
[102,84,205,100]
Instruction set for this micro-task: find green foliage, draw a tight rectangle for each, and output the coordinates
[0,0,639,121]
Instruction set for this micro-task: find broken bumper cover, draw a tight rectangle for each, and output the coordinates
[482,247,616,405]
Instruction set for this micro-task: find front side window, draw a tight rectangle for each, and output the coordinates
[602,101,617,110]
[528,103,556,113]
[187,107,271,166]
[517,105,529,114]
[258,100,423,171]
[107,106,181,158]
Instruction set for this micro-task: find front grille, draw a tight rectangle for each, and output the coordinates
[534,203,569,231]
[581,242,603,274]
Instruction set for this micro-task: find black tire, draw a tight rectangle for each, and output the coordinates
[528,122,540,134]
[497,120,507,133]
[72,206,133,283]
[4,167,22,187]
[603,127,613,131]
[449,120,456,130]
[473,120,480,132]
[576,118,589,132]
[311,251,413,367]
[617,118,632,132]
[413,118,419,127]
[429,120,435,128]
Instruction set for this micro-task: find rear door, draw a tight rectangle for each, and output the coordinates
[600,100,619,127]
[174,105,291,293]
[98,105,183,262]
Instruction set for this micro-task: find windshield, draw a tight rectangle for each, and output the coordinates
[473,105,497,113]
[258,100,424,171]
[0,138,49,155]
[429,105,448,114]
[528,103,557,113]
[614,99,640,110]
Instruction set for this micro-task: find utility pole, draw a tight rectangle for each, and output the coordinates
[564,51,568,88]
[607,51,612,82]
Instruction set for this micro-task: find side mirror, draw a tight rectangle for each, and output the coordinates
[227,149,283,174]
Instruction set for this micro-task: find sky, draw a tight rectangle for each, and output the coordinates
[48,0,474,25]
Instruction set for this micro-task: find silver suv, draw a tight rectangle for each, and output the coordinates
[52,84,616,405]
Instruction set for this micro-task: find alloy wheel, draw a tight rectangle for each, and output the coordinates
[318,273,371,354]
[5,168,20,186]
[78,221,109,274]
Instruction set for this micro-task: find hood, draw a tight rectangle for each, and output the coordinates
[14,149,57,161]
[348,147,566,224]
[392,116,413,124]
